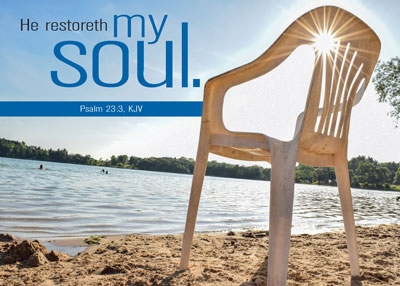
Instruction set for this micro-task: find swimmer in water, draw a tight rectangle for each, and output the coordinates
[39,164,44,170]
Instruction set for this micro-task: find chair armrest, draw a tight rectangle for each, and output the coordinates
[202,23,311,134]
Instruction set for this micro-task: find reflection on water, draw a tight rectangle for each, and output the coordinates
[0,157,398,240]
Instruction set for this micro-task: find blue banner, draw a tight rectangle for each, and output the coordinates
[0,101,203,117]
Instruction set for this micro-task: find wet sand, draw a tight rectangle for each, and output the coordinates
[0,224,399,285]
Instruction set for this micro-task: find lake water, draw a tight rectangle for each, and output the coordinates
[0,157,399,240]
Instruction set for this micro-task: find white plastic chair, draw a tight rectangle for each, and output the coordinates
[180,5,380,285]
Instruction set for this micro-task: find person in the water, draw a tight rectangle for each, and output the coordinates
[39,164,44,170]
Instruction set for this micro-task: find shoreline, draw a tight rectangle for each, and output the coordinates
[5,226,357,256]
[1,155,399,192]
[1,224,399,285]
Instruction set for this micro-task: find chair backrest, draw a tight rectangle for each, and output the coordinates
[203,6,380,157]
[292,6,381,154]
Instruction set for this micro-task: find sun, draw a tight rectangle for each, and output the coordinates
[313,31,336,55]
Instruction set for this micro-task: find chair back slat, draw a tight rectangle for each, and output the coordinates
[297,6,380,153]
[336,57,363,138]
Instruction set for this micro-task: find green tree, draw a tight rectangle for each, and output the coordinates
[128,156,140,169]
[372,57,400,126]
[393,164,400,185]
[110,155,118,166]
[348,169,360,188]
[295,164,314,184]
[356,162,377,184]
[117,155,128,165]
[375,166,390,183]
[379,162,399,183]
[313,167,336,185]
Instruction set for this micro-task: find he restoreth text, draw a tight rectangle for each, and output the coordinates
[20,19,107,31]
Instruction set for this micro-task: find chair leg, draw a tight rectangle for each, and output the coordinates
[335,156,360,277]
[267,141,298,286]
[180,138,209,270]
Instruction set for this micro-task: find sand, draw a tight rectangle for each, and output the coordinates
[0,224,399,285]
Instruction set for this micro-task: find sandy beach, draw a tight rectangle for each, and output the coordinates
[0,224,399,285]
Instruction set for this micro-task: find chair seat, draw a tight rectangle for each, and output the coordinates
[209,143,337,166]
[209,131,340,165]
[210,132,272,161]
[210,145,271,161]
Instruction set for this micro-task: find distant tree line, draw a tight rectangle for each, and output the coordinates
[295,156,400,190]
[0,138,399,191]
[0,138,270,181]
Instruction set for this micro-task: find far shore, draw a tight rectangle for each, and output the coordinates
[1,136,400,192]
[1,224,399,285]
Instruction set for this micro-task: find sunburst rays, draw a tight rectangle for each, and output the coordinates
[313,31,336,55]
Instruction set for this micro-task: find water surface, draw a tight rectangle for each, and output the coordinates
[0,157,398,240]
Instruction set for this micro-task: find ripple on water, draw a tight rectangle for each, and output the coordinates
[0,157,399,240]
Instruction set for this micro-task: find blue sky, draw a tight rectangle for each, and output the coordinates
[0,0,399,165]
